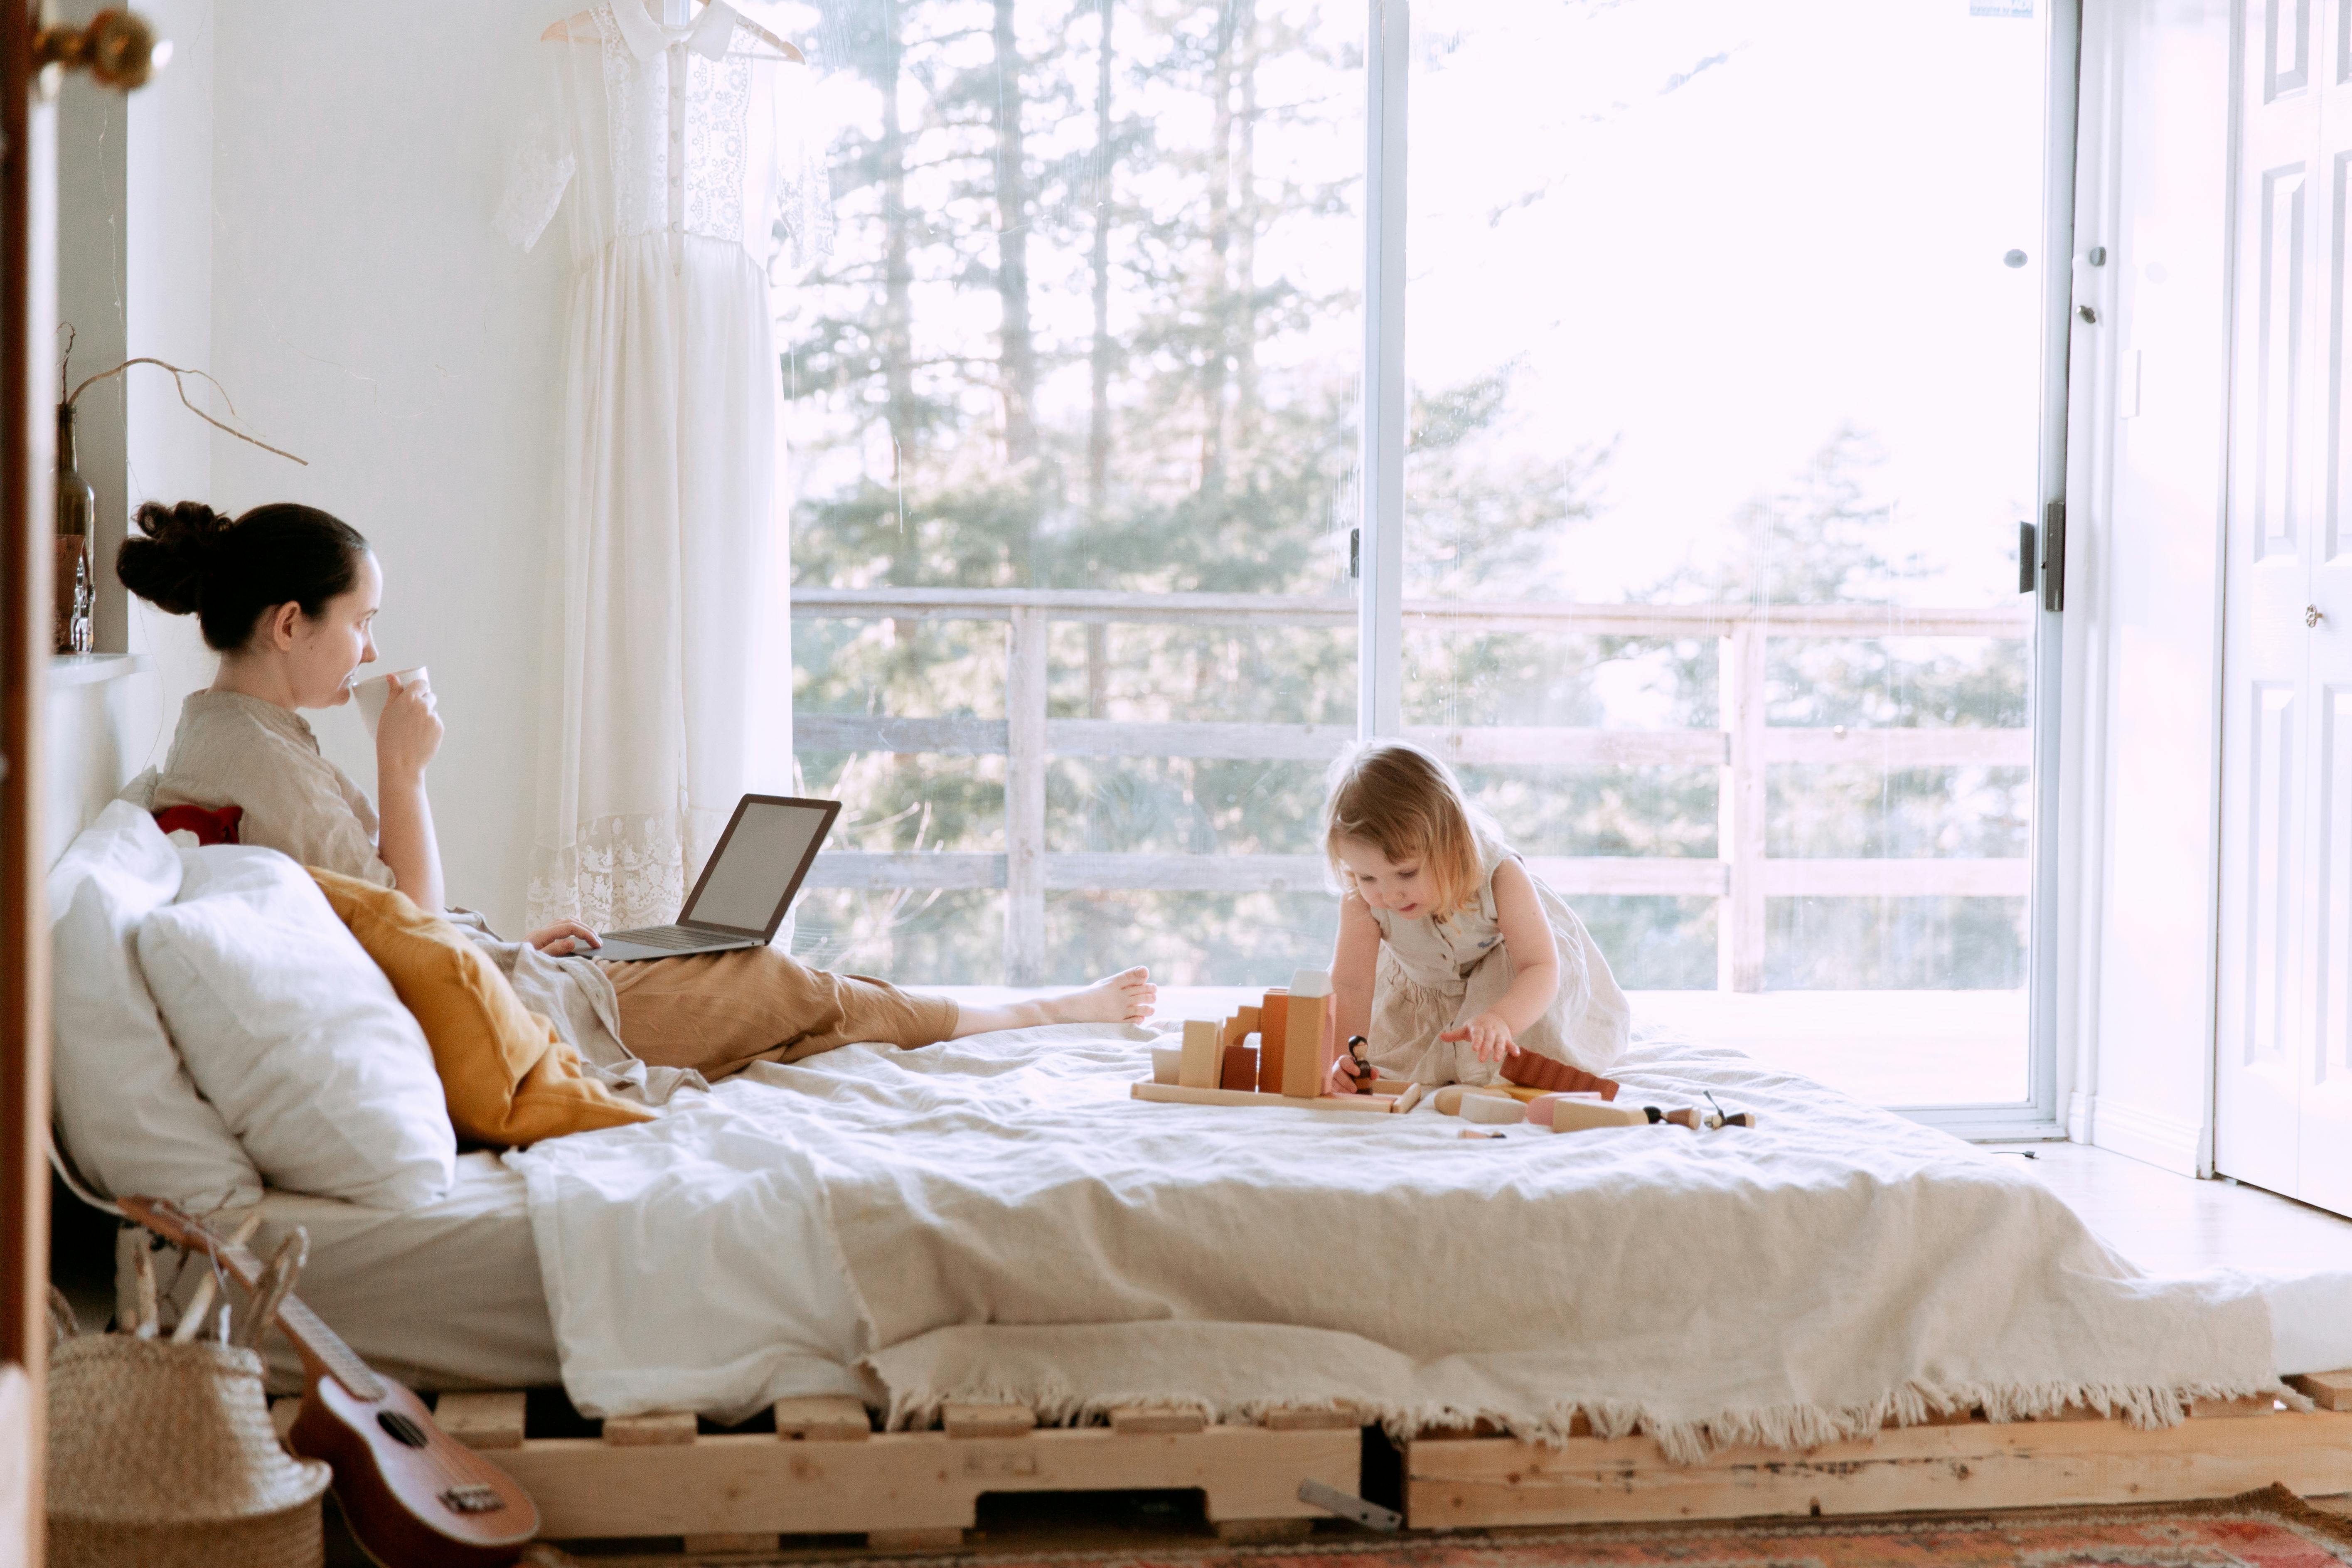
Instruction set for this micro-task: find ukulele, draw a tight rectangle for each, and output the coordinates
[119,1195,540,1568]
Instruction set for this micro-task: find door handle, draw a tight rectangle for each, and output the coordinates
[33,5,168,94]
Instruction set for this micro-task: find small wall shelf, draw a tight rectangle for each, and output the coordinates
[48,652,148,689]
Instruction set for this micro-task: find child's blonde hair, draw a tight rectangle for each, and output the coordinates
[1322,739,1483,917]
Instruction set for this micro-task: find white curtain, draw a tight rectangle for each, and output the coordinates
[499,0,826,931]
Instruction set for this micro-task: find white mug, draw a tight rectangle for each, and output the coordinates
[351,665,430,738]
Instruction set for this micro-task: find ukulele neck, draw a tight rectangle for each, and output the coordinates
[213,1240,384,1401]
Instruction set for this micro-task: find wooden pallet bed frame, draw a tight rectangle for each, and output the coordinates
[272,1392,1364,1552]
[270,1375,2352,1551]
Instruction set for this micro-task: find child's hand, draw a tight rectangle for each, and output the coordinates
[1440,1012,1516,1062]
[1326,1054,1362,1095]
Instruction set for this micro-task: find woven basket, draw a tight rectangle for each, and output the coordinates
[46,1336,331,1568]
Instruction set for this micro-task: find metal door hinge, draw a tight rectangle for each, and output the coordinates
[2042,500,2066,613]
[2018,521,2036,595]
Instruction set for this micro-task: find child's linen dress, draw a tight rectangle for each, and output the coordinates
[1363,826,1631,1086]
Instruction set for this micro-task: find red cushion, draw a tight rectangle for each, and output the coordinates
[152,804,243,847]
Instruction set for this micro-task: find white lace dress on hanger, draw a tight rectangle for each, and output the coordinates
[497,0,831,931]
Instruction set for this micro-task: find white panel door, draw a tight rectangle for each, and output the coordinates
[2213,0,2352,1211]
[2217,0,2322,1200]
[2295,0,2352,1212]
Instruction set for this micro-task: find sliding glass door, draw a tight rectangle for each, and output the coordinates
[778,0,2072,1118]
[1394,0,2065,1112]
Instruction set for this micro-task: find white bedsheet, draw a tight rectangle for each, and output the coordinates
[155,1152,561,1395]
[509,1026,2294,1458]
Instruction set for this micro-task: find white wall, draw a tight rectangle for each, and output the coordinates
[121,0,217,764]
[2058,0,2237,1175]
[199,4,569,934]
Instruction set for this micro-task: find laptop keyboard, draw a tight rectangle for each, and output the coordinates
[601,925,723,951]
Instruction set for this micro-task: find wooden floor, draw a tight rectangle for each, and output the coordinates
[1983,1141,2352,1275]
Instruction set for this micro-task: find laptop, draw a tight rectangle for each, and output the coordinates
[595,794,842,961]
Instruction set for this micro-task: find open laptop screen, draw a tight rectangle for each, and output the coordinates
[681,797,837,935]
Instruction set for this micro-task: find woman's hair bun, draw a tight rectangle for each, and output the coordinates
[118,499,234,617]
[115,498,367,652]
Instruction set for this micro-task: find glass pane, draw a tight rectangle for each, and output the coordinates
[777,0,1364,985]
[1404,0,2049,1105]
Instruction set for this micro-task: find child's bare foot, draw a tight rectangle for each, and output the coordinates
[1040,967,1155,1025]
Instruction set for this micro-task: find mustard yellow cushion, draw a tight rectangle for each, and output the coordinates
[308,869,654,1147]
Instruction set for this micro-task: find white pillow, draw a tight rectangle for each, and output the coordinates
[47,801,261,1208]
[137,846,457,1208]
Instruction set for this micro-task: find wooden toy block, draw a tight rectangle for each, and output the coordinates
[773,1394,871,1441]
[1179,1018,1222,1089]
[604,1410,700,1445]
[1281,970,1336,1098]
[1393,1082,1427,1114]
[1500,1048,1621,1100]
[1544,1098,1652,1132]
[1221,1043,1260,1090]
[1256,987,1290,1093]
[942,1402,1036,1439]
[1459,1092,1525,1125]
[1131,1082,1397,1113]
[1433,1085,1516,1116]
[1150,1044,1182,1084]
[435,1390,526,1450]
[1222,1006,1262,1048]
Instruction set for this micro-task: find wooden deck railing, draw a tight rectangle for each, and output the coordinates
[792,588,2035,989]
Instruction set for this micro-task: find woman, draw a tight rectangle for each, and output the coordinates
[117,500,1155,1082]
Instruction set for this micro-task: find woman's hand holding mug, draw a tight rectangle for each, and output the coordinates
[373,671,444,781]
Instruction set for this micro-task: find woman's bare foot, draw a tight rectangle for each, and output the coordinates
[1039,967,1156,1026]
[943,969,1158,1037]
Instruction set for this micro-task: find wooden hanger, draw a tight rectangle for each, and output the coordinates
[541,0,804,63]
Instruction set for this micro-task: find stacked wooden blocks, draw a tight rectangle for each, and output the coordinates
[1133,969,1399,1113]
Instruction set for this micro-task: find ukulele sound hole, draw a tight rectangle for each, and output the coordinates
[441,1484,504,1515]
[376,1410,429,1449]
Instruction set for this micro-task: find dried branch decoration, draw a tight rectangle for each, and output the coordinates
[62,348,308,468]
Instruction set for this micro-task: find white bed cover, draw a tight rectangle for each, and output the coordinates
[506,1025,2343,1459]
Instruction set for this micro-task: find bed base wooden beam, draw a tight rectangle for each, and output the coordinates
[440,1398,1359,1546]
[1405,1405,2352,1529]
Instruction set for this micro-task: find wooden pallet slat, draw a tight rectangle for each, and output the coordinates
[1110,1404,1208,1435]
[942,1401,1036,1439]
[1260,1405,1362,1431]
[2289,1369,2352,1410]
[504,1424,1361,1541]
[773,1394,871,1441]
[1405,1409,2352,1530]
[435,1390,526,1450]
[602,1410,699,1446]
[2187,1394,2278,1418]
[868,1528,969,1551]
[683,1532,782,1554]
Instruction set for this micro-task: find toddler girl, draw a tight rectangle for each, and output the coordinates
[1323,740,1631,1090]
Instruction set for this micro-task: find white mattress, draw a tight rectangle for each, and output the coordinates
[154,1152,561,1395]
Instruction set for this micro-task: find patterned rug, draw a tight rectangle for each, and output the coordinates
[532,1487,2352,1567]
